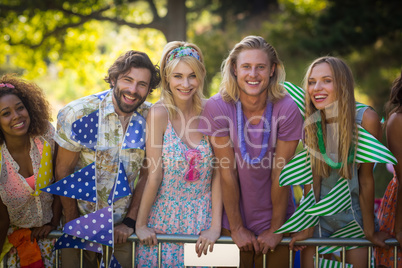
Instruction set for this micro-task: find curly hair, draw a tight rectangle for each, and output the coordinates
[0,74,52,144]
[303,57,357,180]
[159,41,206,118]
[104,50,161,94]
[220,35,286,103]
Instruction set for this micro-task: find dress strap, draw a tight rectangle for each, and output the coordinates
[355,106,370,125]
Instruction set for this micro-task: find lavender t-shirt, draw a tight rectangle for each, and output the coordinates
[199,93,303,235]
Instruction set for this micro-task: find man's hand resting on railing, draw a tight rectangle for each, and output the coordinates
[231,226,260,252]
[195,227,221,257]
[114,224,134,244]
[257,228,282,254]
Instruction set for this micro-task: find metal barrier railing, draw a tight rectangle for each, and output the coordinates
[1,231,400,268]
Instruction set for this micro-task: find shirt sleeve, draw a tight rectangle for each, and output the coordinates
[277,95,304,141]
[199,96,233,137]
[53,105,83,152]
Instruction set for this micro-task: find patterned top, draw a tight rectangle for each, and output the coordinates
[54,90,151,223]
[0,123,55,228]
[136,120,214,267]
[148,120,213,234]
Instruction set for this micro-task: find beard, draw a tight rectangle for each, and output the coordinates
[113,86,147,114]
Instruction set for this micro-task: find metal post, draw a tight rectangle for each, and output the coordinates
[342,247,346,268]
[105,246,109,267]
[79,249,83,268]
[315,246,319,268]
[55,249,59,268]
[395,246,398,268]
[158,242,162,268]
[263,254,266,268]
[132,241,136,268]
[289,249,293,268]
[368,246,371,268]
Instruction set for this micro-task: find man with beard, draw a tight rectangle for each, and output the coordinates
[54,50,160,267]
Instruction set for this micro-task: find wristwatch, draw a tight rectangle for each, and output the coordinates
[122,217,136,230]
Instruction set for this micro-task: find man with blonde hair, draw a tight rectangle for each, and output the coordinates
[199,36,303,267]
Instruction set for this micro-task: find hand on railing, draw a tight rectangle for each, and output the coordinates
[136,226,164,246]
[365,231,391,248]
[288,227,315,251]
[31,224,57,242]
[230,226,260,252]
[114,223,134,244]
[196,228,220,257]
[257,228,282,254]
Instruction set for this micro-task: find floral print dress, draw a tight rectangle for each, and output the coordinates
[0,124,57,268]
[375,174,402,267]
[136,120,214,267]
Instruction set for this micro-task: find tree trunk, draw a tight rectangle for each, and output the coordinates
[165,0,187,42]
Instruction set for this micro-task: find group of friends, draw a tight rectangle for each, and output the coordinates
[0,35,401,268]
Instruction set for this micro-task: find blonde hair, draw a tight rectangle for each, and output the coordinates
[219,35,286,103]
[159,41,206,118]
[303,56,357,179]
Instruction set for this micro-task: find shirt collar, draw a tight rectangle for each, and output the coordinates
[103,89,117,117]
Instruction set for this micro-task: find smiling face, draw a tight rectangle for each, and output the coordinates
[308,62,337,110]
[168,60,200,103]
[234,49,275,99]
[112,67,152,117]
[0,94,30,141]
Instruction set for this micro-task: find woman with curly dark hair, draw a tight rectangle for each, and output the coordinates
[0,74,61,267]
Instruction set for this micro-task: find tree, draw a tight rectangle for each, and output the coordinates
[0,0,186,44]
[302,0,402,55]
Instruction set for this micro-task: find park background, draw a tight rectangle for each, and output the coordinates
[1,0,401,198]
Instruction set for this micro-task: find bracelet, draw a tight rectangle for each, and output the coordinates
[122,217,136,231]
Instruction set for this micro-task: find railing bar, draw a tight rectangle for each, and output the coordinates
[158,242,162,268]
[315,246,319,268]
[289,248,293,268]
[105,246,109,267]
[79,249,83,268]
[55,248,59,268]
[263,253,266,268]
[368,246,371,268]
[132,241,136,268]
[4,231,398,268]
[395,246,398,268]
[342,246,345,268]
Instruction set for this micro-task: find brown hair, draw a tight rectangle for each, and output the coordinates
[0,74,52,144]
[104,50,161,93]
[384,70,402,123]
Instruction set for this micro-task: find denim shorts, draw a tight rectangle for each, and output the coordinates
[313,207,379,238]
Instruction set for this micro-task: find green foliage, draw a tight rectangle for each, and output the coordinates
[300,0,402,55]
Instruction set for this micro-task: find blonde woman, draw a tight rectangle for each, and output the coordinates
[135,42,222,267]
[288,57,390,268]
